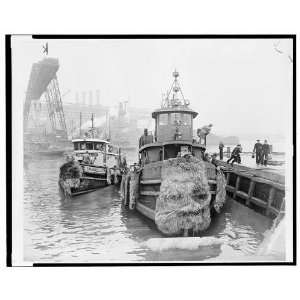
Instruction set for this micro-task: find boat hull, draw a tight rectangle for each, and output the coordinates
[59,175,108,197]
[123,160,219,235]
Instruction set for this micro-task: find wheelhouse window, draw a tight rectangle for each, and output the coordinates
[95,142,105,151]
[86,142,93,150]
[182,113,192,126]
[80,142,93,150]
[158,113,168,125]
[80,142,86,150]
[170,113,182,125]
[74,142,80,150]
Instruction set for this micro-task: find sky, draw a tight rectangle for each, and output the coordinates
[11,36,293,137]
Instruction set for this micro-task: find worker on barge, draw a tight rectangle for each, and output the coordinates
[226,144,242,166]
[252,139,263,166]
[262,140,271,166]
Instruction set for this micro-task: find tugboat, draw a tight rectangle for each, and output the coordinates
[121,70,227,236]
[59,114,123,197]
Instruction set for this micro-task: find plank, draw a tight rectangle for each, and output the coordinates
[81,176,107,181]
[236,190,248,200]
[250,196,267,208]
[140,179,161,185]
[140,190,160,196]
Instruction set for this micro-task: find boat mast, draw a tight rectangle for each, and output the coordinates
[105,110,111,141]
[90,113,96,138]
[163,70,188,108]
[79,112,82,137]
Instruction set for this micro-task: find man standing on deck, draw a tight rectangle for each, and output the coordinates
[252,139,263,166]
[139,129,148,148]
[262,140,270,166]
[219,141,224,160]
[226,144,242,166]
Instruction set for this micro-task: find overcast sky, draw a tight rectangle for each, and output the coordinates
[12,37,293,137]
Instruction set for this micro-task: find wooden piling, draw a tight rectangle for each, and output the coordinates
[233,176,240,199]
[246,180,255,206]
[266,187,276,217]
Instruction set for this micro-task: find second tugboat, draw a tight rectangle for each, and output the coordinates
[121,70,227,236]
[59,114,123,197]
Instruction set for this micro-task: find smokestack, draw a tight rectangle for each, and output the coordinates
[96,89,100,106]
[89,90,93,106]
[81,91,86,106]
[75,92,79,104]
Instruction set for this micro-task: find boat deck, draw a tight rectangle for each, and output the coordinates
[216,160,285,185]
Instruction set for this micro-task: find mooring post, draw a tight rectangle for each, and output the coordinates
[266,187,276,217]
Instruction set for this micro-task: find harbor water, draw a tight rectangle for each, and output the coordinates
[24,155,283,263]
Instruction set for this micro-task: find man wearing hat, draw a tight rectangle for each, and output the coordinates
[252,139,263,166]
[262,140,271,166]
[219,141,224,160]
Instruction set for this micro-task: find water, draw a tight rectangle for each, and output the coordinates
[24,156,281,263]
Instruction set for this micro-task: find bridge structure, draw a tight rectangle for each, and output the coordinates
[23,58,68,139]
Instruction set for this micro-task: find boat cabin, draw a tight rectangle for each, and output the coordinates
[72,138,121,167]
[138,70,206,166]
[73,138,109,153]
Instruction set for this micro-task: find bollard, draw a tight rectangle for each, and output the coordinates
[226,147,231,158]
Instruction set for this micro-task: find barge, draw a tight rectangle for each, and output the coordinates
[216,161,285,219]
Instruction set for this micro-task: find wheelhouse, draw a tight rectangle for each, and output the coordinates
[138,70,206,166]
[72,138,109,153]
[152,108,197,143]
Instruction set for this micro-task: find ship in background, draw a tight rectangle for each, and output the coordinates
[23,57,71,157]
[109,100,150,151]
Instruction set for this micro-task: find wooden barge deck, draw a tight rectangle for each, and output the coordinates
[216,160,285,219]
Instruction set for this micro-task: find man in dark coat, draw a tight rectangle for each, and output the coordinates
[262,140,270,166]
[252,139,263,166]
[226,144,242,166]
[139,128,148,148]
[219,141,224,160]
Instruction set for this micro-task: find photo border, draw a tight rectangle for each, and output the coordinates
[6,34,297,267]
